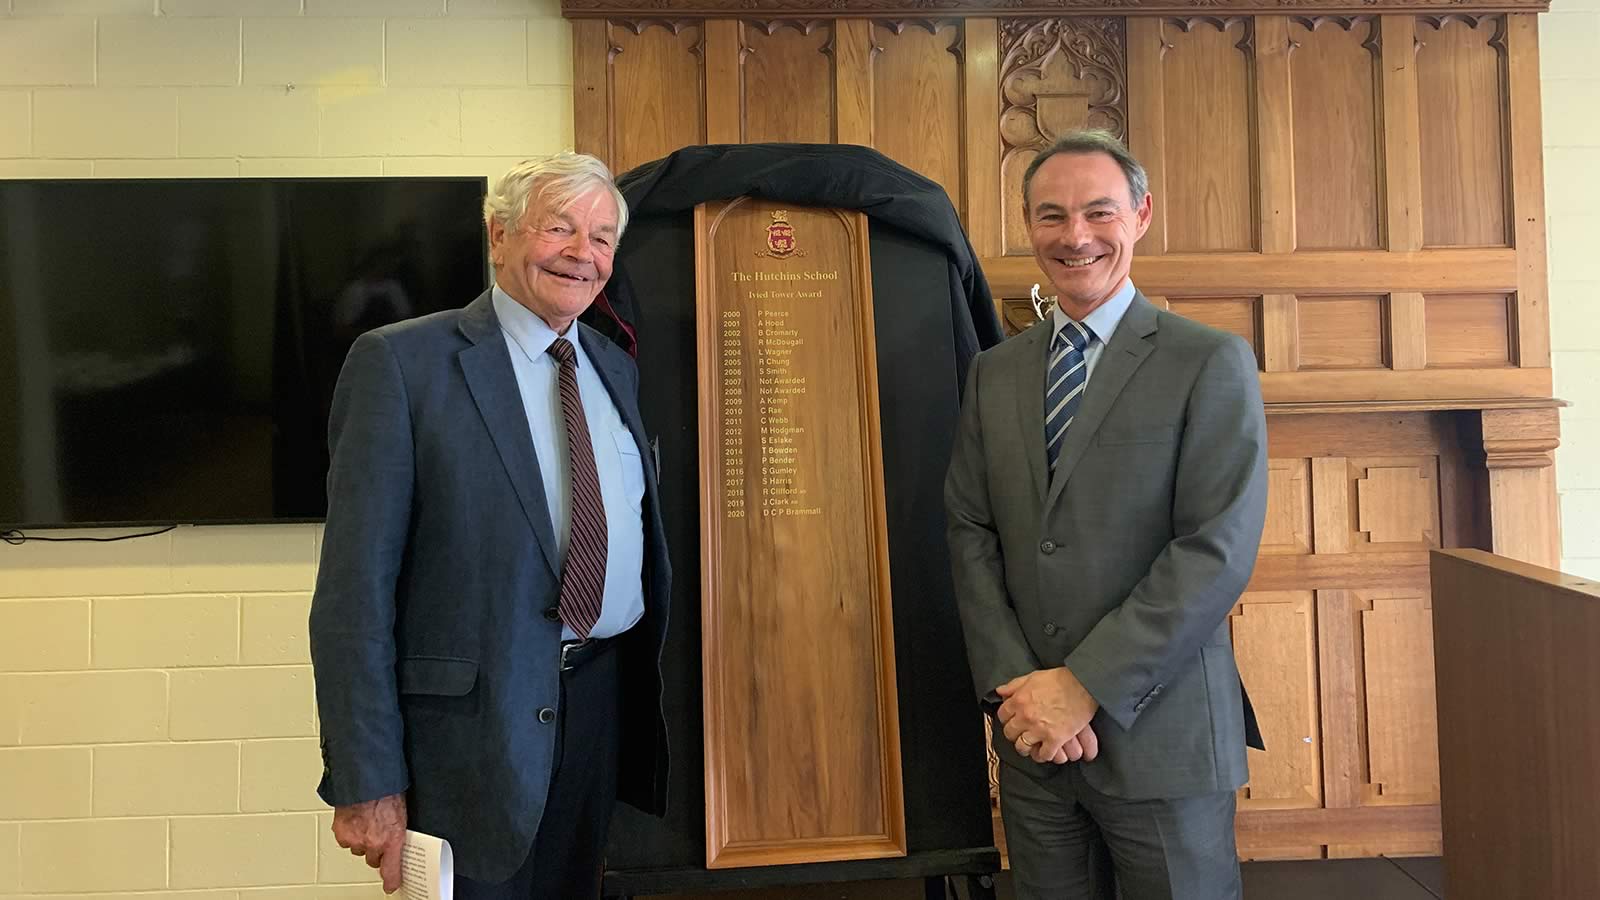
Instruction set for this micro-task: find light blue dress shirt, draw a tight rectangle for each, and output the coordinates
[492,286,646,641]
[1050,277,1138,383]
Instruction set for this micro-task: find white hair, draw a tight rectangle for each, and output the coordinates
[482,152,629,241]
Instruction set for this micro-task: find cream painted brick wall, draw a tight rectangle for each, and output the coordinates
[94,157,243,176]
[34,89,179,158]
[0,748,93,820]
[170,666,315,740]
[1544,9,1600,583]
[99,16,242,87]
[319,87,463,157]
[241,594,313,665]
[16,671,168,745]
[0,19,95,87]
[243,18,384,87]
[0,92,30,157]
[240,739,323,812]
[93,742,241,816]
[386,18,527,86]
[0,823,18,893]
[19,819,168,893]
[171,814,319,888]
[0,600,90,672]
[93,595,240,668]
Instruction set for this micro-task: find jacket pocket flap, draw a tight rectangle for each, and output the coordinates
[397,657,478,696]
[1098,425,1178,446]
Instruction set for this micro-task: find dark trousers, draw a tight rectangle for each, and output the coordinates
[999,761,1241,900]
[455,641,621,900]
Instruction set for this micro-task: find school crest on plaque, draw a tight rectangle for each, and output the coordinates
[756,210,806,258]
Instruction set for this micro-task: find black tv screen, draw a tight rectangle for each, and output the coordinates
[0,177,488,527]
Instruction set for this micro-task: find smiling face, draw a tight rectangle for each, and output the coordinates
[488,184,619,333]
[1026,150,1152,320]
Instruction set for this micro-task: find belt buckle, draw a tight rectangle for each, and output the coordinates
[559,639,587,672]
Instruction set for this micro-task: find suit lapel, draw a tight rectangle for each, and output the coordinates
[1011,322,1053,503]
[456,292,560,578]
[1045,294,1160,509]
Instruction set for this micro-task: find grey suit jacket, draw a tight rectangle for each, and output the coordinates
[945,292,1267,801]
[309,291,672,883]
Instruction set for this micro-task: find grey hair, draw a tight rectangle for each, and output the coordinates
[1022,130,1149,211]
[483,151,629,241]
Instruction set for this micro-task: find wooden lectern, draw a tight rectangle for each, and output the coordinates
[1431,549,1600,899]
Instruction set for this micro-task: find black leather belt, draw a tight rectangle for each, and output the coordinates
[559,635,617,672]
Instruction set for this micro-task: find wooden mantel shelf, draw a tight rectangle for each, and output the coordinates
[1265,398,1568,416]
[562,0,1550,17]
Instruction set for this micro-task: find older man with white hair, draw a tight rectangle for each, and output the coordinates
[309,152,671,900]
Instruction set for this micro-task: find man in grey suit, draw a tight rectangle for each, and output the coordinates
[309,153,670,900]
[946,130,1267,899]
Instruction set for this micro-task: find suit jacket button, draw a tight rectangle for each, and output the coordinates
[542,606,561,623]
[1039,539,1056,554]
[1043,622,1058,636]
[538,707,556,724]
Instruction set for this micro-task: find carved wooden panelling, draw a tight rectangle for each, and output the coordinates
[1352,459,1440,547]
[1297,295,1386,370]
[1231,591,1321,809]
[609,21,706,175]
[1425,293,1513,367]
[1357,591,1440,805]
[999,17,1127,255]
[1262,459,1313,556]
[741,21,834,143]
[1289,17,1381,250]
[1417,15,1509,248]
[1160,18,1256,253]
[872,22,965,211]
[1167,296,1260,356]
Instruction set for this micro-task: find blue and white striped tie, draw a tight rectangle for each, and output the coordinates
[1045,319,1095,471]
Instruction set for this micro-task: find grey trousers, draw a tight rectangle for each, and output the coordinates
[999,761,1242,900]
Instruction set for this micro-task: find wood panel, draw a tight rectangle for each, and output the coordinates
[1231,591,1322,810]
[963,18,1001,253]
[871,22,963,207]
[1160,17,1257,252]
[982,249,1518,297]
[696,199,905,867]
[1416,15,1510,248]
[834,19,875,145]
[1255,16,1294,253]
[1128,16,1167,256]
[1425,293,1513,368]
[1290,17,1381,250]
[607,21,707,175]
[998,17,1127,255]
[569,0,1560,867]
[1297,296,1385,370]
[1167,296,1261,358]
[1505,14,1550,368]
[1358,591,1440,805]
[1262,458,1313,555]
[1380,15,1425,252]
[740,21,834,144]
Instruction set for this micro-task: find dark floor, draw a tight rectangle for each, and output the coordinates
[660,857,1447,899]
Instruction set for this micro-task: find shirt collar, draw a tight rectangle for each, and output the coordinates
[1051,278,1137,348]
[493,283,581,366]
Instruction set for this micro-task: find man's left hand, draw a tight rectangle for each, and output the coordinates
[996,667,1099,763]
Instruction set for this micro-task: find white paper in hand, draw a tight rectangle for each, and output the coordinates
[399,830,452,900]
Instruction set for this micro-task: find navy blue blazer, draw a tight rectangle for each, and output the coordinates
[309,290,671,883]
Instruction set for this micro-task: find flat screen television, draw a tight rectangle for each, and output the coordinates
[0,177,489,528]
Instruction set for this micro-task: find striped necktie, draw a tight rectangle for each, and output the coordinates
[1045,319,1095,472]
[547,338,606,639]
